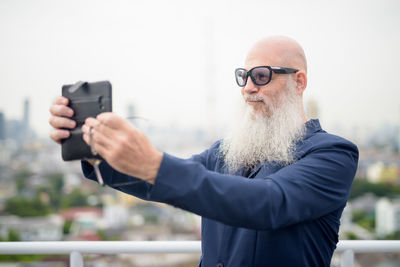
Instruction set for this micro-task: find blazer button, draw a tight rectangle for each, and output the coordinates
[216,263,224,267]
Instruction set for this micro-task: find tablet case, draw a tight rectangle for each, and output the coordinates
[61,81,112,161]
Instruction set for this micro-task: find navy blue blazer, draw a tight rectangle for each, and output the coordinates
[82,119,359,267]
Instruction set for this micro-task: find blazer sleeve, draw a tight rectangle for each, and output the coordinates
[81,160,151,200]
[147,137,359,230]
[80,145,212,201]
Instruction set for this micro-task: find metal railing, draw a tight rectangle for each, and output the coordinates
[0,240,400,267]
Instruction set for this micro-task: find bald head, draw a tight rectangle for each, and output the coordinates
[241,36,308,123]
[246,36,307,73]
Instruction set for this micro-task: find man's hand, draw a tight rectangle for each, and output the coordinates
[49,96,76,144]
[82,113,163,184]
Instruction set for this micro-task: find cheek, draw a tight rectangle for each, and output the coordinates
[260,85,283,101]
[259,89,274,103]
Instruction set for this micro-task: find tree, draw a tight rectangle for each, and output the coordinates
[46,172,64,192]
[349,179,400,200]
[7,229,20,241]
[63,220,72,235]
[14,169,33,193]
[61,189,88,209]
[352,210,375,232]
[4,197,51,217]
[385,231,400,240]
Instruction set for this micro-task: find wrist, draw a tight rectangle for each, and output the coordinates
[144,151,163,184]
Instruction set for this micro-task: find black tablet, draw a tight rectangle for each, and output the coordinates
[61,81,112,161]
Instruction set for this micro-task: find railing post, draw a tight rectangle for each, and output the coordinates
[341,249,354,267]
[70,251,83,267]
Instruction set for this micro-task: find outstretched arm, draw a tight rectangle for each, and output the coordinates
[80,112,358,230]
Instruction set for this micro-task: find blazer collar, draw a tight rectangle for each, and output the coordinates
[304,119,322,140]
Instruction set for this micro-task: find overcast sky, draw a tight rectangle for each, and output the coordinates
[0,0,399,139]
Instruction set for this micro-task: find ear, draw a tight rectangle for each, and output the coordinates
[295,71,307,95]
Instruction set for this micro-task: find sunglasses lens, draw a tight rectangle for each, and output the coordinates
[235,69,247,86]
[251,67,271,85]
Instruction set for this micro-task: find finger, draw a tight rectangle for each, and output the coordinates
[49,104,74,117]
[82,128,110,155]
[49,116,76,129]
[89,140,108,159]
[49,129,70,144]
[82,126,110,147]
[91,128,111,149]
[53,96,69,105]
[82,131,90,145]
[84,118,114,139]
[84,117,101,128]
[96,112,128,130]
[81,124,90,135]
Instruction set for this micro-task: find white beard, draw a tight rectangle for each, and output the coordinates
[220,80,306,173]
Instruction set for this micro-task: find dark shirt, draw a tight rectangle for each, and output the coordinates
[82,119,359,267]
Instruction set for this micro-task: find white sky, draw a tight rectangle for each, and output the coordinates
[0,0,399,139]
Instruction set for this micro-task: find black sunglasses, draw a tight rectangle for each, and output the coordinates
[235,66,299,87]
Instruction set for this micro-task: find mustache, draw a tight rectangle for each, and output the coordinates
[244,94,265,102]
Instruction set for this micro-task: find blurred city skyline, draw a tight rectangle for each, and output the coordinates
[0,0,399,140]
[0,2,400,265]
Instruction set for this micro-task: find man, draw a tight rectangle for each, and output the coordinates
[49,36,358,267]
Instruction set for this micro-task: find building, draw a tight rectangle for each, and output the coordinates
[59,207,104,240]
[366,161,399,184]
[339,203,373,240]
[23,98,30,138]
[350,193,378,213]
[0,111,5,140]
[2,98,35,143]
[5,119,24,142]
[0,215,63,241]
[375,198,400,237]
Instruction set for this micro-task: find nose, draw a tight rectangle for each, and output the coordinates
[242,76,259,95]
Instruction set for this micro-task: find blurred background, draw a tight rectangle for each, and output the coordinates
[0,0,399,266]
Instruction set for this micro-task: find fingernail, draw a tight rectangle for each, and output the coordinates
[70,121,76,128]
